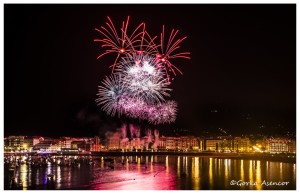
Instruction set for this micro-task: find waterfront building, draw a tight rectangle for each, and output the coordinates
[205,139,222,151]
[166,137,179,150]
[219,139,234,152]
[233,137,250,152]
[4,136,25,152]
[71,140,87,151]
[32,136,44,146]
[130,138,142,150]
[254,137,268,152]
[33,140,61,153]
[22,136,45,152]
[177,136,200,151]
[120,139,131,151]
[267,138,289,153]
[60,137,83,149]
[288,139,296,153]
[197,138,204,151]
[158,136,167,150]
[189,137,200,150]
[107,133,121,150]
[92,136,101,151]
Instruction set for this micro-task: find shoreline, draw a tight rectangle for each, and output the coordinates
[4,151,296,163]
[92,151,296,163]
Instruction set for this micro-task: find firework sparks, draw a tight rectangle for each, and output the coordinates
[94,16,190,124]
[95,74,126,116]
[117,53,171,103]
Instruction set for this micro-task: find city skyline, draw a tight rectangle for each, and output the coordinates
[4,133,296,154]
[5,4,296,137]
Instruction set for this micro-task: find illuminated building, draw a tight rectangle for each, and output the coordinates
[4,136,25,152]
[254,138,268,152]
[130,138,142,150]
[71,141,86,150]
[234,137,250,152]
[86,136,102,151]
[190,137,200,150]
[197,138,204,151]
[166,137,179,150]
[107,133,121,150]
[158,136,167,150]
[60,137,83,149]
[120,139,131,151]
[205,139,222,151]
[22,136,44,152]
[33,136,44,145]
[219,139,234,152]
[287,139,296,153]
[33,140,61,153]
[177,136,200,151]
[267,138,289,153]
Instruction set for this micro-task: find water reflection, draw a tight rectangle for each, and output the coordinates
[20,164,27,190]
[4,155,296,190]
[56,166,61,189]
[192,157,200,190]
[293,164,296,181]
[224,159,228,184]
[280,162,283,180]
[209,158,213,188]
[256,161,262,190]
[165,156,169,174]
[241,160,244,181]
[177,156,180,177]
[249,160,253,182]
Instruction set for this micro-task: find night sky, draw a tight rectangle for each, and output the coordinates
[4,4,296,138]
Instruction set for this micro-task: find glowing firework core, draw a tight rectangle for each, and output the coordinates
[94,16,190,124]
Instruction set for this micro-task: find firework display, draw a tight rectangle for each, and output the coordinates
[95,16,190,124]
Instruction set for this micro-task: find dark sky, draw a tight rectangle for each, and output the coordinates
[4,4,296,137]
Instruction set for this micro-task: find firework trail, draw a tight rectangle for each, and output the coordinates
[95,16,189,125]
[156,25,191,81]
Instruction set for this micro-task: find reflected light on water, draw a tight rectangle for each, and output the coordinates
[256,161,261,190]
[192,157,200,190]
[101,159,104,169]
[165,156,169,174]
[224,159,228,183]
[218,159,221,175]
[183,156,185,172]
[36,169,40,185]
[137,157,141,172]
[126,158,129,171]
[209,158,213,188]
[185,157,188,175]
[28,166,32,186]
[47,166,52,175]
[21,164,28,190]
[280,162,283,180]
[249,160,253,182]
[240,160,244,181]
[67,169,71,188]
[228,159,231,178]
[150,156,153,173]
[177,156,180,177]
[293,164,296,181]
[4,156,296,190]
[56,166,61,189]
[266,161,269,179]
